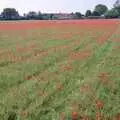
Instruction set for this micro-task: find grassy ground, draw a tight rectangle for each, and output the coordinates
[0,20,120,120]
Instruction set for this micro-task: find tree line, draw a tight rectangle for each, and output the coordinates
[0,3,120,20]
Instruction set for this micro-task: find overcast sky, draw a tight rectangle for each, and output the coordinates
[0,0,115,15]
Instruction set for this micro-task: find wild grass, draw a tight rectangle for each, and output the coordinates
[0,20,120,120]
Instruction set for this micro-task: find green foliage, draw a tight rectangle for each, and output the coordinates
[104,8,119,18]
[0,2,120,20]
[75,12,82,19]
[85,10,92,17]
[94,4,108,15]
[26,11,37,19]
[42,14,52,20]
[25,11,43,20]
[114,0,120,8]
[92,11,100,16]
[1,8,20,20]
[8,112,17,120]
[114,6,120,16]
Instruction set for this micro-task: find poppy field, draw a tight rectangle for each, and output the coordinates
[0,20,120,120]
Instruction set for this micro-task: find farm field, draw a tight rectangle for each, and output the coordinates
[0,20,120,120]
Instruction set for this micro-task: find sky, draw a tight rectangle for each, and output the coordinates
[0,0,115,15]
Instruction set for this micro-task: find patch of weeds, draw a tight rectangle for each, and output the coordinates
[0,61,12,67]
[7,111,17,120]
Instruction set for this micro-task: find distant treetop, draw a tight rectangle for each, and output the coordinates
[114,0,120,7]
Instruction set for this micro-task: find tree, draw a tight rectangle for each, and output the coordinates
[94,4,108,15]
[114,0,120,8]
[75,12,82,19]
[114,6,120,16]
[36,11,43,20]
[85,10,92,17]
[26,11,37,19]
[113,0,120,17]
[2,8,19,20]
[42,14,51,20]
[49,14,54,20]
[104,9,119,18]
[113,0,120,16]
[92,11,100,16]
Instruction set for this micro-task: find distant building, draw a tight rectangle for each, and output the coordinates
[114,0,120,7]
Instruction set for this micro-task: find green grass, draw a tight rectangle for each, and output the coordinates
[0,20,120,120]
